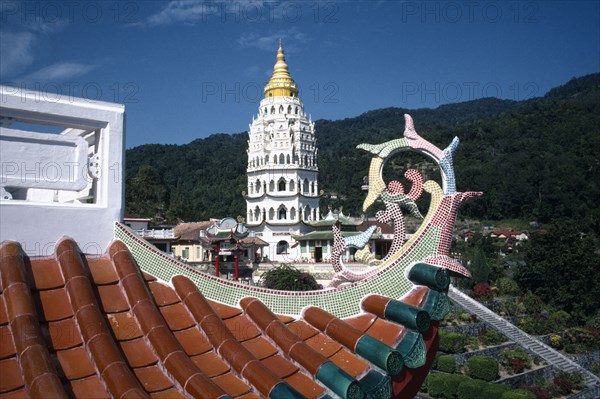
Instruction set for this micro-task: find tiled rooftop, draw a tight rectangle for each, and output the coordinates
[0,238,441,399]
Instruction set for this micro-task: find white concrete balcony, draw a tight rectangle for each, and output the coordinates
[0,85,125,256]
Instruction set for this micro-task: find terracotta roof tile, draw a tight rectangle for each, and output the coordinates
[0,238,445,398]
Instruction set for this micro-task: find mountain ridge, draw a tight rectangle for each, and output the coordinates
[125,73,600,234]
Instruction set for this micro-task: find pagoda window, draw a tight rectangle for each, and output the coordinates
[265,155,269,164]
[276,240,288,254]
[278,178,286,192]
[289,180,295,191]
[313,209,317,221]
[269,180,275,192]
[255,180,260,193]
[303,179,309,194]
[270,106,275,114]
[286,154,291,164]
[290,207,296,220]
[278,206,287,220]
[311,182,316,194]
[254,207,260,221]
[249,184,253,195]
[279,105,284,113]
[264,107,267,114]
[304,155,308,165]
[287,105,291,114]
[305,206,311,221]
[295,107,298,114]
[269,208,275,220]
[248,211,253,222]
[279,154,285,164]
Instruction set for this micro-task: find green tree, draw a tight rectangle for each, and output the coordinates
[125,164,167,221]
[514,221,600,323]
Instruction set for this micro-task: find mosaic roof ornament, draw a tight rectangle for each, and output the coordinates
[106,113,481,398]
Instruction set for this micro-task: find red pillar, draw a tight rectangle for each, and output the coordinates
[234,255,239,280]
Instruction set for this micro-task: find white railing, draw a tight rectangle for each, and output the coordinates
[135,229,175,239]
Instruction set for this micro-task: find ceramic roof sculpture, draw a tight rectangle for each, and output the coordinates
[0,114,479,399]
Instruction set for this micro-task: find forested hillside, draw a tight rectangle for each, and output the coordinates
[125,73,600,234]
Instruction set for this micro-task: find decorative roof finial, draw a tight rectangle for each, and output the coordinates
[264,39,298,98]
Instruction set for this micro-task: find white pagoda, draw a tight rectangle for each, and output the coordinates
[245,40,320,262]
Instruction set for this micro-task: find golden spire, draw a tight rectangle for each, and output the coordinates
[264,39,298,98]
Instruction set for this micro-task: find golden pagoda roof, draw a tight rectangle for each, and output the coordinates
[264,39,299,98]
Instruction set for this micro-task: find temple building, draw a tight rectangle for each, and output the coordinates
[245,40,320,262]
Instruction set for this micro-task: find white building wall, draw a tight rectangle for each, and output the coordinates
[246,95,319,262]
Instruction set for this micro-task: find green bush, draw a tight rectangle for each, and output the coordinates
[501,348,532,374]
[519,315,555,335]
[563,327,600,353]
[459,311,473,322]
[259,264,319,291]
[585,310,600,330]
[501,388,536,399]
[480,328,507,346]
[444,374,469,399]
[483,384,511,399]
[465,336,480,351]
[439,330,467,354]
[425,374,446,397]
[436,355,457,373]
[466,355,499,381]
[522,292,544,314]
[456,378,488,399]
[550,310,572,329]
[495,277,520,296]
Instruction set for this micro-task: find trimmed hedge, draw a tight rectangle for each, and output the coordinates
[426,373,529,399]
[457,379,488,399]
[424,374,469,399]
[501,389,536,399]
[483,384,512,399]
[436,355,457,373]
[425,374,446,397]
[439,330,467,354]
[466,355,499,381]
[444,374,469,398]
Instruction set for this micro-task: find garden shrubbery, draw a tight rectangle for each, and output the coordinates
[456,378,488,399]
[466,355,499,381]
[435,354,457,373]
[471,282,493,301]
[483,384,511,399]
[501,389,536,399]
[500,348,532,374]
[422,373,571,399]
[439,330,467,354]
[563,327,600,353]
[259,264,319,291]
[495,277,520,296]
[480,328,507,346]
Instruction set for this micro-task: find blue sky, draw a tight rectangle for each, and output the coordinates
[1,1,599,148]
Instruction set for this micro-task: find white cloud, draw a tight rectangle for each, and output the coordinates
[22,63,96,82]
[0,31,36,77]
[238,30,309,52]
[142,0,306,27]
